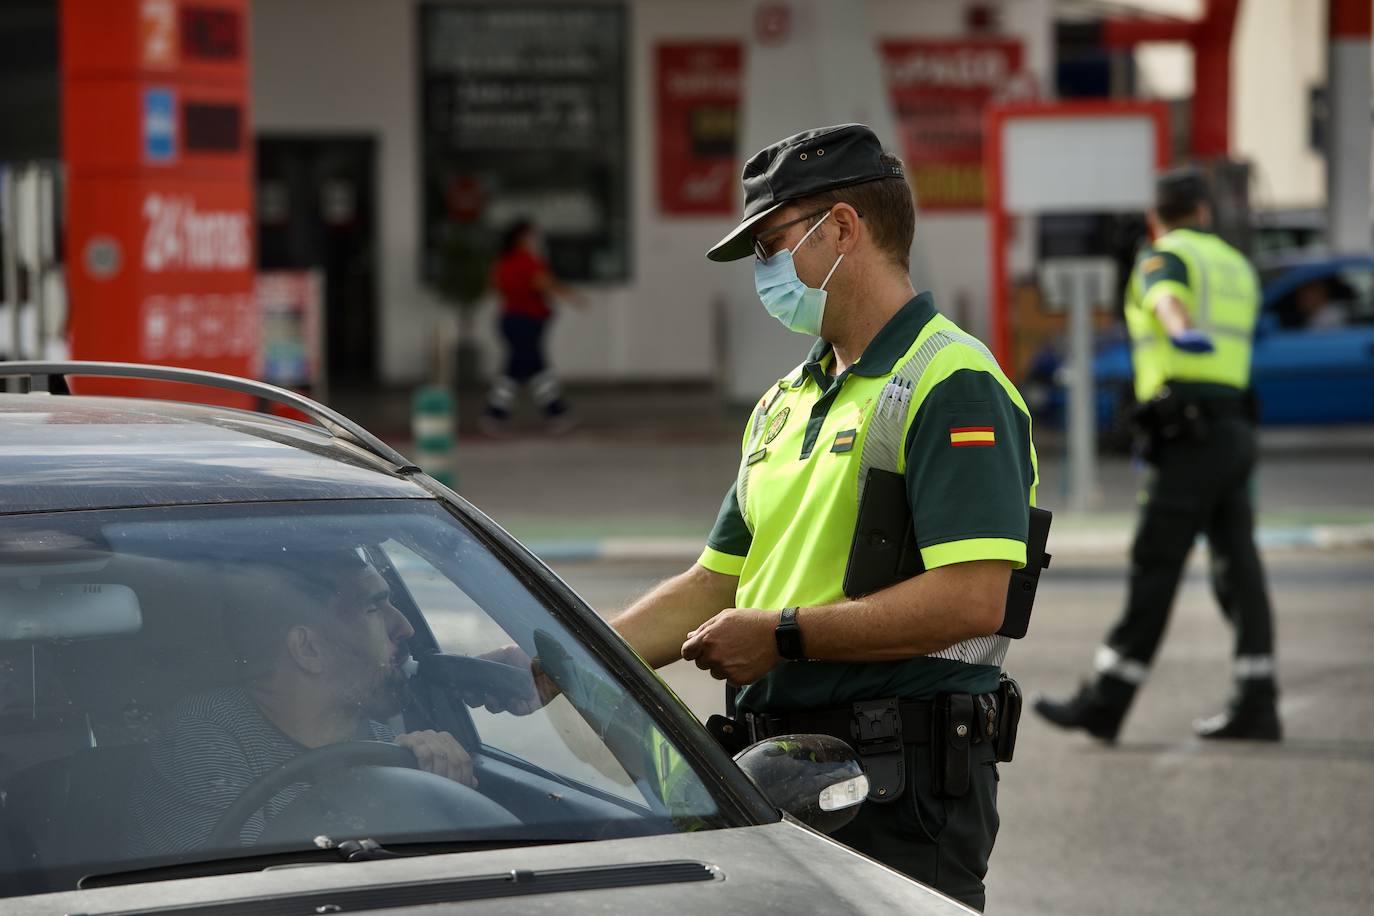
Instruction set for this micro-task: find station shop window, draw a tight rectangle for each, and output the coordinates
[420,3,629,284]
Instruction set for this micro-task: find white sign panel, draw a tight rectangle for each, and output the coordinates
[1003,115,1158,213]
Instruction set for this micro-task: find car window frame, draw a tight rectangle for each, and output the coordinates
[406,482,779,829]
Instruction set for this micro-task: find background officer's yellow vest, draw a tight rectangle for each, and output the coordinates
[1123,228,1259,403]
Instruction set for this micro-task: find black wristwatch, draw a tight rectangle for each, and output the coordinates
[775,606,805,660]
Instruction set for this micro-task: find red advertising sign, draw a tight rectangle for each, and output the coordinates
[881,39,1030,210]
[61,0,254,404]
[656,42,742,215]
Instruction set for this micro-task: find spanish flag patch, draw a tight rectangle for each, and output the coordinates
[950,426,996,447]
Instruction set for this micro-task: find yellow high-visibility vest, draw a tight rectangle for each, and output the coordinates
[1124,228,1259,403]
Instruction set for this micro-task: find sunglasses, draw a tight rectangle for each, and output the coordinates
[752,207,833,262]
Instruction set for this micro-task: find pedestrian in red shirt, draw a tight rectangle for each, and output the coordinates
[483,219,581,434]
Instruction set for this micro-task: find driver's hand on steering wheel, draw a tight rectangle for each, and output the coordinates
[464,645,560,716]
[394,729,477,787]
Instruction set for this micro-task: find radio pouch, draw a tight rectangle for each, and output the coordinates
[845,469,1052,639]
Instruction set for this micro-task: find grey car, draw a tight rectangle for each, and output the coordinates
[0,363,972,914]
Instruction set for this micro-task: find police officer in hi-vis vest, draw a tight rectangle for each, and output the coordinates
[607,125,1038,911]
[1035,168,1281,744]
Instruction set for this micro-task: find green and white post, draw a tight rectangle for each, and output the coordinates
[411,385,456,488]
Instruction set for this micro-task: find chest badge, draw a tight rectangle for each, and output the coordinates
[764,406,791,444]
[831,428,857,453]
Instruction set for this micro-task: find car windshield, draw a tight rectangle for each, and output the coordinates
[0,500,731,894]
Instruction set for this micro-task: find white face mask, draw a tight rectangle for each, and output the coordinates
[753,213,844,337]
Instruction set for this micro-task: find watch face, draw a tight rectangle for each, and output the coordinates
[776,613,804,660]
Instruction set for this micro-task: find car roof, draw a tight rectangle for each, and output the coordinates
[0,394,430,515]
[1258,253,1374,306]
[1255,251,1374,274]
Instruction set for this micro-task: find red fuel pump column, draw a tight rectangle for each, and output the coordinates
[1103,0,1241,159]
[61,0,255,401]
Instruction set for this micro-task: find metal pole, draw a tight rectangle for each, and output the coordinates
[1066,272,1097,512]
[2,167,20,376]
[14,165,40,364]
[1044,258,1108,512]
[34,165,52,359]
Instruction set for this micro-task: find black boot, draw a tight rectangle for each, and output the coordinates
[1195,686,1282,741]
[1033,680,1130,743]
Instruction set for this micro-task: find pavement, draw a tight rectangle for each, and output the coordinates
[332,381,1374,563]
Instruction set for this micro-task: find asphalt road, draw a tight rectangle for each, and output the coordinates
[549,548,1374,916]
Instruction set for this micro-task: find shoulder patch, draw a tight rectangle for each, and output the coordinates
[949,426,996,447]
[1139,249,1189,287]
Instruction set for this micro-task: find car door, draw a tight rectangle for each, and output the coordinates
[1253,262,1374,423]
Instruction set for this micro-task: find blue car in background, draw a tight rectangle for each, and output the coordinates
[1041,253,1374,439]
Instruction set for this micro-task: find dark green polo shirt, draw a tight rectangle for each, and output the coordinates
[699,294,1039,710]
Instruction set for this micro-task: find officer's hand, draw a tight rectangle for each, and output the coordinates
[680,608,780,685]
[394,729,477,787]
[1169,329,1215,353]
[460,645,560,716]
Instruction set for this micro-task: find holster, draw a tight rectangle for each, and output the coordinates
[1133,385,1207,464]
[931,693,974,798]
[994,674,1023,763]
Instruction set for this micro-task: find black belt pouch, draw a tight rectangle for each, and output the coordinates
[931,693,974,798]
[995,675,1023,763]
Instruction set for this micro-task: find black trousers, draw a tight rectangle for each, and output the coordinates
[831,741,1000,911]
[1098,414,1276,698]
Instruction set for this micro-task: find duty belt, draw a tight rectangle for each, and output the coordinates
[742,694,1002,804]
[744,698,934,746]
[1193,396,1253,420]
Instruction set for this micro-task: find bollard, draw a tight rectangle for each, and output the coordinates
[411,385,456,488]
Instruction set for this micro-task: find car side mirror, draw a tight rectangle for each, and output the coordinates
[733,734,868,834]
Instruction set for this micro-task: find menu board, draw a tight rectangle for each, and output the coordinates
[421,3,628,282]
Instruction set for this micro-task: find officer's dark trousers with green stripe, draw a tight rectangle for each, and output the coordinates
[1097,414,1277,705]
[832,740,999,911]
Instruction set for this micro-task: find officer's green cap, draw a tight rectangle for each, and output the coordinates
[706,123,904,263]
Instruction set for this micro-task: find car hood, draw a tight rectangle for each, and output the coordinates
[3,820,975,915]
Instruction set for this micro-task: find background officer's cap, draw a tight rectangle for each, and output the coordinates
[706,123,904,262]
[1155,166,1210,216]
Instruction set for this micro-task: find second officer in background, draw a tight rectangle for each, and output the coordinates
[1035,168,1281,743]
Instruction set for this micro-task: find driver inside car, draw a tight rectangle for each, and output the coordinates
[127,550,475,855]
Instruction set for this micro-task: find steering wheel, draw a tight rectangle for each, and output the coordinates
[203,740,417,849]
